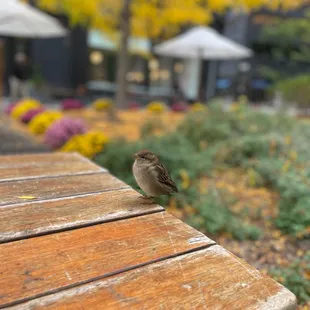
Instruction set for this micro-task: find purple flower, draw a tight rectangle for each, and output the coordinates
[44,117,87,149]
[21,107,45,124]
[62,98,83,110]
[171,102,189,112]
[4,102,17,115]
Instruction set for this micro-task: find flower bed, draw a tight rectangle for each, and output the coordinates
[60,131,109,158]
[7,97,111,158]
[11,98,42,120]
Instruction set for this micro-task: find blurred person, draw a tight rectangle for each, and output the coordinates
[172,79,185,104]
[9,53,32,101]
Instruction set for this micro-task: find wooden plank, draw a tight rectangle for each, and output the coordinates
[0,212,214,308]
[0,173,129,206]
[0,153,84,168]
[0,161,105,182]
[9,246,296,310]
[0,188,163,243]
[0,152,106,181]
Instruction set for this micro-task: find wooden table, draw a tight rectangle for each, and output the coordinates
[0,153,297,309]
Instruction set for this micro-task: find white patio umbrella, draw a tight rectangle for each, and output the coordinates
[0,0,67,38]
[154,26,252,100]
[154,26,252,59]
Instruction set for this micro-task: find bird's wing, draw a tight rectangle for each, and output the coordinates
[155,163,179,193]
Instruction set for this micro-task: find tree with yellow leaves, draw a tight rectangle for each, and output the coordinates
[38,0,309,110]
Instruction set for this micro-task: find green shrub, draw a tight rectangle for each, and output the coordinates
[216,134,286,166]
[246,158,285,187]
[273,75,310,108]
[95,133,213,188]
[188,188,262,240]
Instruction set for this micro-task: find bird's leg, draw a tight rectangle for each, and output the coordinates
[138,195,154,202]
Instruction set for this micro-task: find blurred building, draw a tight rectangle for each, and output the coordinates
[2,13,88,99]
[218,5,310,102]
[2,5,309,103]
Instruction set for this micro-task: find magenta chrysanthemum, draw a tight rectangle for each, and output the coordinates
[44,117,87,149]
[21,107,45,124]
[61,98,83,110]
[4,102,17,115]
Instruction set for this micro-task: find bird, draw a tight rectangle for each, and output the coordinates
[133,149,178,201]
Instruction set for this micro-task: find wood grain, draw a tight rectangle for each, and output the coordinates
[0,212,214,308]
[0,173,129,206]
[0,152,85,167]
[9,246,296,310]
[0,188,163,243]
[0,153,105,182]
[0,162,105,182]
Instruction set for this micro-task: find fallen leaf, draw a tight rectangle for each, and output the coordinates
[18,196,36,200]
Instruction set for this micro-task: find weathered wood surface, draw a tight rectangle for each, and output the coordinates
[9,246,296,310]
[0,173,129,206]
[0,152,105,181]
[0,152,85,166]
[0,212,214,308]
[0,153,297,310]
[0,188,163,243]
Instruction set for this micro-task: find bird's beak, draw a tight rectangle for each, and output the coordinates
[134,153,138,159]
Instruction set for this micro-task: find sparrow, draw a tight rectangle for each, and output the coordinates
[133,149,178,200]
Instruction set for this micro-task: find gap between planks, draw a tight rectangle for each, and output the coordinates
[0,170,107,184]
[0,186,135,210]
[0,207,165,245]
[0,185,132,208]
[0,243,217,309]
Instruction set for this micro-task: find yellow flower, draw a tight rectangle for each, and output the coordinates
[230,96,248,113]
[11,98,41,120]
[282,160,291,173]
[269,139,277,156]
[247,168,258,187]
[60,131,109,158]
[85,131,109,153]
[184,204,195,215]
[29,111,63,135]
[284,135,292,145]
[147,101,166,113]
[238,95,248,104]
[289,150,298,161]
[93,98,113,111]
[61,135,94,158]
[230,102,240,112]
[191,102,207,112]
[179,169,190,189]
